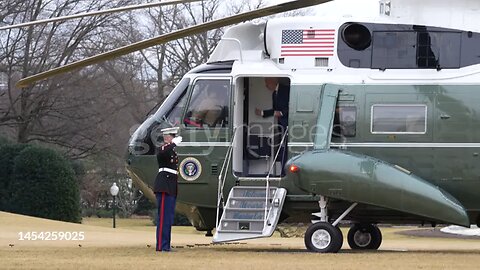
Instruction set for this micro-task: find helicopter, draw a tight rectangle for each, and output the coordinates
[12,0,480,253]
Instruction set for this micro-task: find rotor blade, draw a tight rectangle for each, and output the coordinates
[16,0,332,88]
[0,0,202,31]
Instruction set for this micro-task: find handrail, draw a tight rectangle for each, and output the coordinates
[215,127,238,229]
[264,126,288,229]
[220,127,238,193]
[218,127,236,185]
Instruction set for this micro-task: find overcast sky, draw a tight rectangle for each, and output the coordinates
[270,0,326,14]
[269,0,334,14]
[266,0,377,16]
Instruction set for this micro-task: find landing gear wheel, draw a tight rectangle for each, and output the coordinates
[304,222,343,253]
[347,223,382,250]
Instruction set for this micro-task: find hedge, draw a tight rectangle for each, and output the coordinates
[8,146,81,223]
[0,144,31,211]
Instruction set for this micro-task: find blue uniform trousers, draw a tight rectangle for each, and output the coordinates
[156,192,176,251]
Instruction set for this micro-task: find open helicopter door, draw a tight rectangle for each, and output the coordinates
[232,77,291,179]
[213,76,290,243]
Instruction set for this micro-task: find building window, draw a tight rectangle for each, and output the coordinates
[371,105,427,134]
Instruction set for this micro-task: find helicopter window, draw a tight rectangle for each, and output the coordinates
[371,31,418,69]
[421,31,461,69]
[417,32,438,68]
[333,106,357,137]
[184,79,230,128]
[372,30,462,69]
[371,105,427,134]
[152,78,190,126]
[128,79,190,155]
[164,90,188,126]
[338,22,469,69]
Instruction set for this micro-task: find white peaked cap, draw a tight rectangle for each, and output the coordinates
[161,127,179,136]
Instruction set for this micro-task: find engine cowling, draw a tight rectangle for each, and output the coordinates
[286,149,470,226]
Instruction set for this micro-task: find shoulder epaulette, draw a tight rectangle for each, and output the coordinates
[161,143,172,151]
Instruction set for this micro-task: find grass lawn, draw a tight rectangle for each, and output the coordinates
[82,216,154,231]
[2,212,480,269]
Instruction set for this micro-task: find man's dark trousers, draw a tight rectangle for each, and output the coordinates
[156,192,176,251]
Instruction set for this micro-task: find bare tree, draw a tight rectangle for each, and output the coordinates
[0,0,144,158]
[118,0,268,103]
[1,0,315,216]
[0,0,26,24]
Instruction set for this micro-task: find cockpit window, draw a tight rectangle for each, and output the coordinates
[184,79,230,128]
[153,78,190,125]
[128,78,190,155]
[163,91,188,126]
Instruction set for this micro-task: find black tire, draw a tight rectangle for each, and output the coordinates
[347,223,382,250]
[304,222,343,253]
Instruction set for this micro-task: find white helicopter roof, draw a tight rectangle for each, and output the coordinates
[208,0,480,85]
[314,0,480,32]
[210,0,480,64]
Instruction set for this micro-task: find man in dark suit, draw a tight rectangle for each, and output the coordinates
[255,77,289,131]
[154,127,182,252]
[255,77,290,175]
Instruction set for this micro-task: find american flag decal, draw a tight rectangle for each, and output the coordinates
[281,29,335,57]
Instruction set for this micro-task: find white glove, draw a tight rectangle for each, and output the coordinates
[172,136,183,145]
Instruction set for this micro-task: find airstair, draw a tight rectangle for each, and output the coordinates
[213,128,288,243]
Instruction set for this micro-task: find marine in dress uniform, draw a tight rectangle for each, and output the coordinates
[154,127,182,252]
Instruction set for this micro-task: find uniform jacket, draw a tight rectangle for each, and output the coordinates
[153,142,178,196]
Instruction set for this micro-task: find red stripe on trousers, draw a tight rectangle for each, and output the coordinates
[157,193,165,251]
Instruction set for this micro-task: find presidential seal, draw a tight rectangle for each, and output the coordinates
[179,157,202,181]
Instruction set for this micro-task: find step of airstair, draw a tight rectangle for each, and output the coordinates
[213,186,287,243]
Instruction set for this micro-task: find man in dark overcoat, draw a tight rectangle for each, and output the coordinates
[255,77,290,174]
